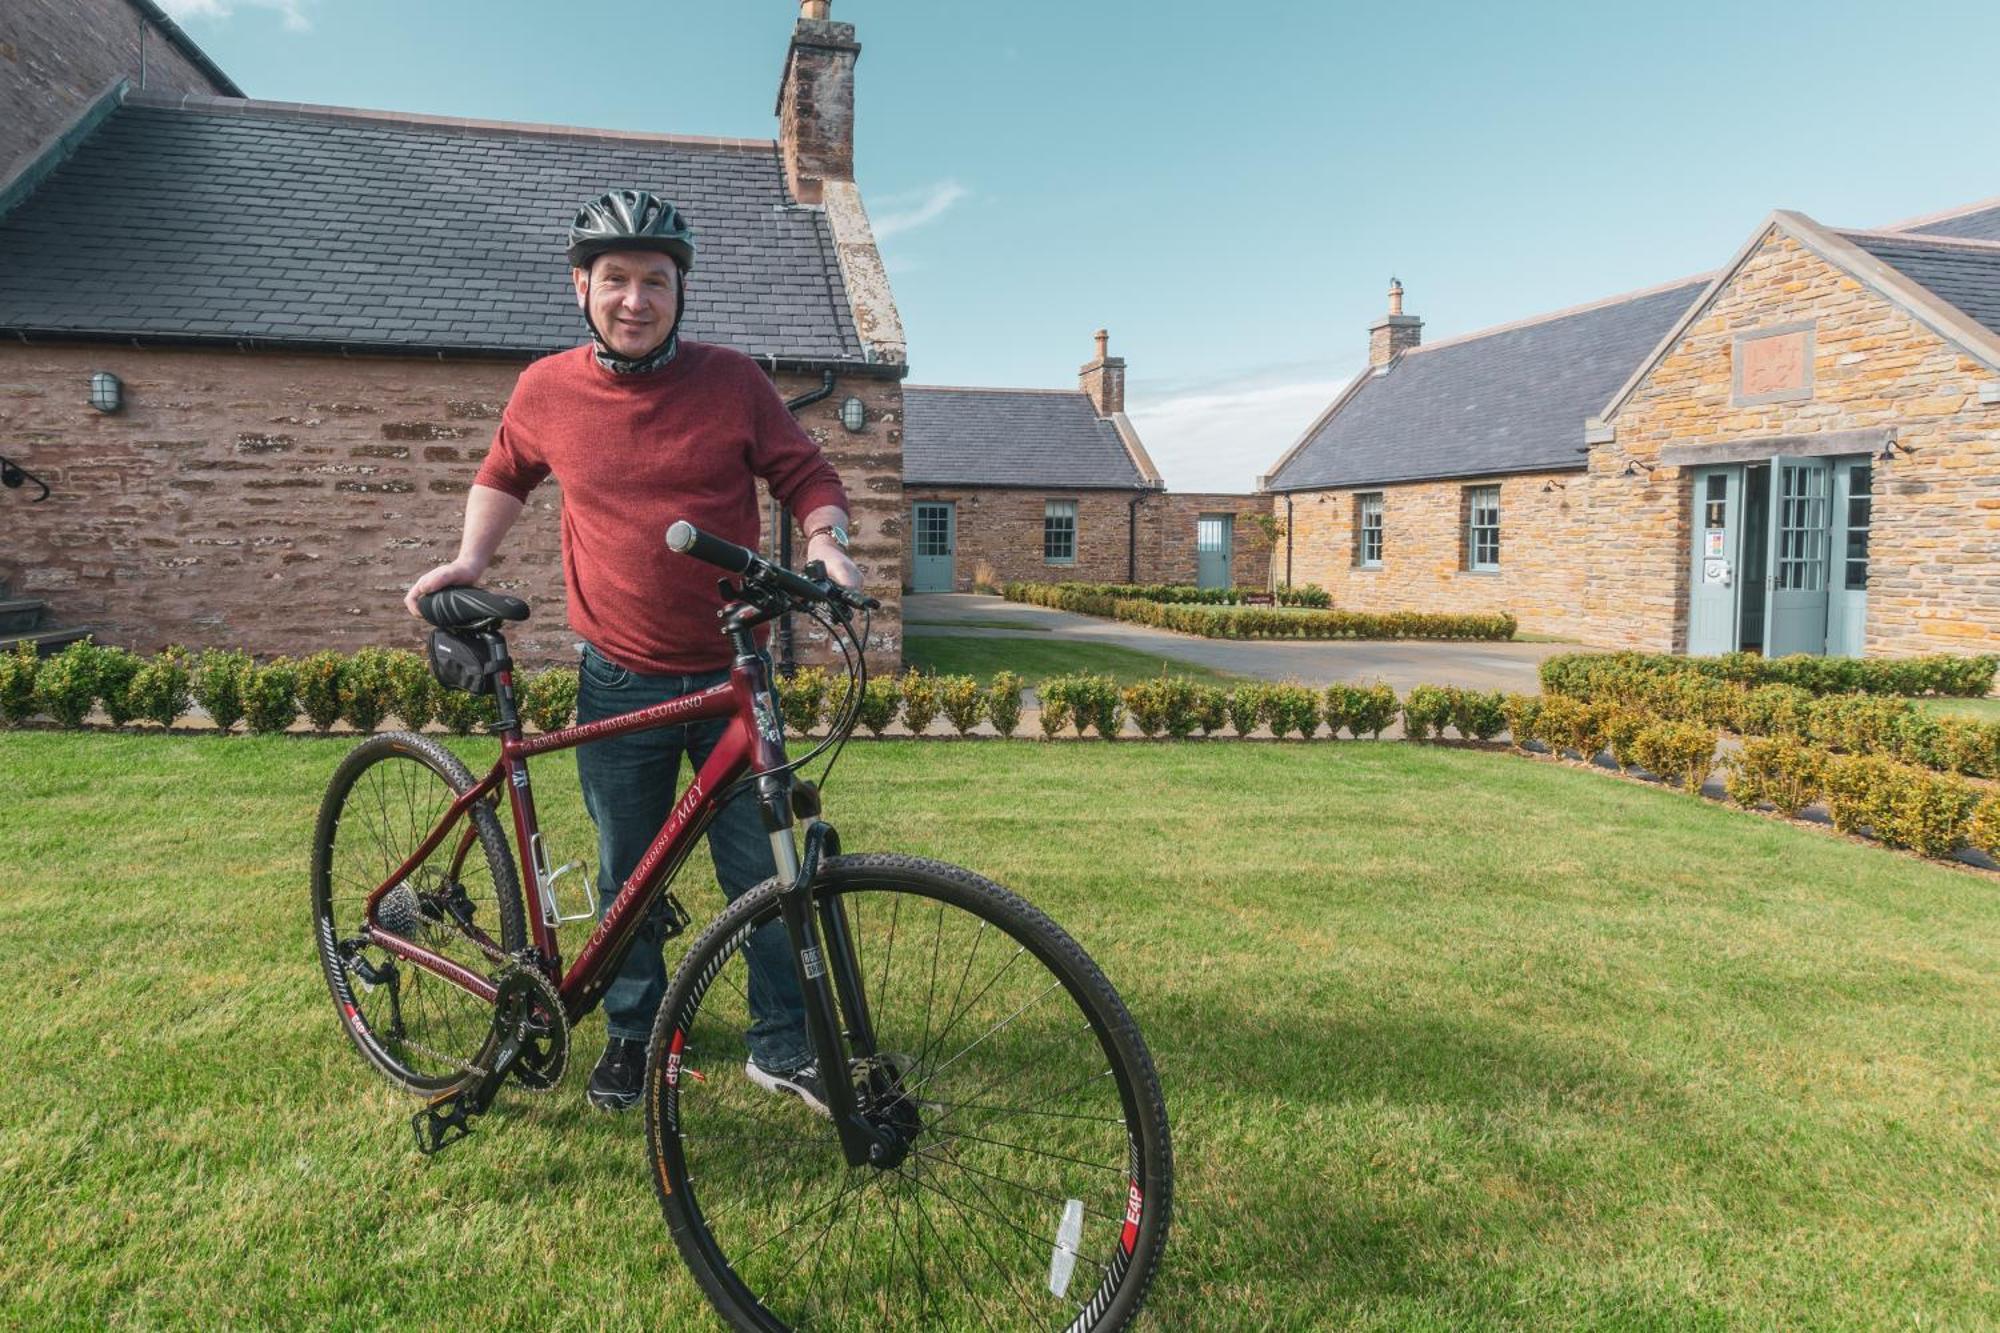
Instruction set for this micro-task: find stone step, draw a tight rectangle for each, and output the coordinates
[0,597,46,634]
[0,626,90,657]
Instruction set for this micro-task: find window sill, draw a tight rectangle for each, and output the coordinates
[1461,568,1502,577]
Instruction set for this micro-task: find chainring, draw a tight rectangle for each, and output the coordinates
[506,960,570,1093]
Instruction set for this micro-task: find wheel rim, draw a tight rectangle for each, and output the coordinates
[656,876,1155,1332]
[315,746,511,1090]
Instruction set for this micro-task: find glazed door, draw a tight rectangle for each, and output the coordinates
[1195,514,1234,589]
[1825,458,1872,657]
[1687,466,1742,656]
[1764,456,1832,657]
[911,502,955,593]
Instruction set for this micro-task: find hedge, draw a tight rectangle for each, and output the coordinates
[1541,650,1999,700]
[1004,583,1517,642]
[999,581,1332,609]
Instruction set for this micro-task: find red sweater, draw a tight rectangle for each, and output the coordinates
[473,342,849,673]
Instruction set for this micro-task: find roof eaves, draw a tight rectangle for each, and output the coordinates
[1258,365,1374,491]
[0,79,130,223]
[125,0,245,98]
[1264,456,1590,495]
[1107,411,1165,488]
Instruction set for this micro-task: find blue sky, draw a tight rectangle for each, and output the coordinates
[160,0,2000,491]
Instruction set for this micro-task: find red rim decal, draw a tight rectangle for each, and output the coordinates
[1120,1181,1143,1254]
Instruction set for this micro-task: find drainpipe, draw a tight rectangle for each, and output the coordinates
[779,370,838,675]
[1128,493,1145,584]
[1283,495,1294,588]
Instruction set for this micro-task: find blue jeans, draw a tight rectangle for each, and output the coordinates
[575,643,808,1071]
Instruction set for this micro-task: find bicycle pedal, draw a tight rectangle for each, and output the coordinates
[411,1093,477,1156]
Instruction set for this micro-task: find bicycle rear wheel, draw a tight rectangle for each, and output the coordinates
[311,731,525,1094]
[646,853,1172,1333]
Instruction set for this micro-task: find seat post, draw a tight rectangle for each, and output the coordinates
[485,630,522,734]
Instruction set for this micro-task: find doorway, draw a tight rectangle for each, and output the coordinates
[911,501,955,592]
[1196,514,1234,589]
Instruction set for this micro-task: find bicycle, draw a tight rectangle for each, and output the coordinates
[311,519,1173,1332]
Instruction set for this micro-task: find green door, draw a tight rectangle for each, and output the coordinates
[1687,466,1742,655]
[1196,514,1233,589]
[912,502,955,593]
[1826,458,1872,657]
[1764,456,1832,657]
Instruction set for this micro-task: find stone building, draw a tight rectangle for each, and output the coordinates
[0,2,906,670]
[904,332,1274,592]
[1264,202,2000,657]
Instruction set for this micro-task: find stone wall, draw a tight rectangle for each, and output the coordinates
[1141,492,1274,589]
[902,486,1147,589]
[0,0,232,177]
[1593,228,2000,655]
[0,342,903,671]
[1276,470,1590,638]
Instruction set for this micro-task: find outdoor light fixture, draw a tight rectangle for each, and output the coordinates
[89,371,123,413]
[839,396,866,432]
[1541,480,1566,493]
[1621,460,1655,479]
[1877,437,1912,463]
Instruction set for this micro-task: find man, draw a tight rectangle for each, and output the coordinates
[404,189,860,1113]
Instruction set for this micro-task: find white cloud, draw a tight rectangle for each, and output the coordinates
[871,181,969,241]
[156,0,311,31]
[1126,373,1345,494]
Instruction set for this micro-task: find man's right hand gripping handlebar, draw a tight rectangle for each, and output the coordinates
[665,520,879,613]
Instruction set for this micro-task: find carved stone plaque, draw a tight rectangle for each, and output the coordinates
[1735,328,1813,404]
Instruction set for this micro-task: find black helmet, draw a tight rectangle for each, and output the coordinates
[567,189,696,272]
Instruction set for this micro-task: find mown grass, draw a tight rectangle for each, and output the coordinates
[3,732,1998,1329]
[902,634,1244,686]
[1917,696,2000,722]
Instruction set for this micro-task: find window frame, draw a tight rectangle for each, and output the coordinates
[1354,492,1384,569]
[1464,484,1501,573]
[1043,498,1078,566]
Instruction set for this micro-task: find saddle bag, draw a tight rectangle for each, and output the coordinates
[427,628,501,695]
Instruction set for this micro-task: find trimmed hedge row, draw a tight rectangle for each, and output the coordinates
[1723,738,1997,860]
[1006,581,1334,609]
[1004,583,1517,642]
[1541,650,1999,699]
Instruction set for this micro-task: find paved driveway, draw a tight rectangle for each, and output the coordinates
[904,593,1568,695]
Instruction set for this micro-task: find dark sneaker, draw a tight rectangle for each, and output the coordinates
[586,1035,646,1112]
[744,1059,831,1117]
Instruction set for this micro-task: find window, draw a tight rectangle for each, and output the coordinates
[1354,493,1384,568]
[1845,462,1871,591]
[1044,499,1076,564]
[1465,485,1500,571]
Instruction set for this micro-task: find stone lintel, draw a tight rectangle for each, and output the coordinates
[1658,427,1890,468]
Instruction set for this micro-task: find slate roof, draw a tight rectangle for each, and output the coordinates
[1907,200,2000,243]
[0,92,867,364]
[1845,231,2000,338]
[1265,279,1709,492]
[904,387,1152,489]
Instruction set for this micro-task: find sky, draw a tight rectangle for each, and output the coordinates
[156,0,2000,492]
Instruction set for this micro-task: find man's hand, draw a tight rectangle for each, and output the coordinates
[806,535,863,591]
[404,558,487,618]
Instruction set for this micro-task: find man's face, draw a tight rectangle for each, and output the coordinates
[572,250,682,358]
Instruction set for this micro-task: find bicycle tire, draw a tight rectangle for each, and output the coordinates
[646,853,1173,1333]
[311,731,526,1094]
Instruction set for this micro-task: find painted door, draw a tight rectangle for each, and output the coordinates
[1687,466,1742,655]
[1196,514,1234,589]
[1764,456,1832,657]
[911,502,955,593]
[1826,458,1872,657]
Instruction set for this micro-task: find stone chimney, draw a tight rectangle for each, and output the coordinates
[1368,277,1422,368]
[1079,328,1126,417]
[776,1,861,205]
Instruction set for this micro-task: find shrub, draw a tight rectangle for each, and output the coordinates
[1968,796,2000,858]
[1226,684,1268,738]
[296,650,347,732]
[1923,715,1999,777]
[243,659,300,734]
[938,674,984,736]
[775,666,830,737]
[520,667,580,733]
[1534,695,1607,760]
[1275,583,1332,609]
[432,686,498,736]
[338,646,398,734]
[193,648,254,733]
[35,639,101,728]
[0,640,37,726]
[1630,721,1717,794]
[859,675,901,737]
[1075,674,1125,739]
[1731,684,1815,738]
[1500,693,1541,751]
[385,649,437,731]
[1400,685,1453,742]
[1347,683,1399,739]
[1807,693,1911,756]
[1877,769,1977,858]
[1123,675,1201,740]
[1602,707,1651,769]
[900,672,941,735]
[1262,682,1321,740]
[1002,583,1516,641]
[1191,684,1229,736]
[94,646,144,727]
[1036,675,1076,739]
[1158,677,1202,740]
[1541,649,2000,700]
[1447,688,1507,742]
[1724,737,1828,817]
[1123,676,1169,738]
[1824,753,1900,836]
[127,646,193,728]
[984,671,1024,738]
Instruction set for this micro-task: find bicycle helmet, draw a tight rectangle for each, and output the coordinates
[567,189,696,272]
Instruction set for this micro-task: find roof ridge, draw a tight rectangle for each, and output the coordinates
[1838,227,2000,253]
[124,0,245,98]
[120,90,778,153]
[905,384,1091,396]
[1403,270,1714,357]
[1874,193,2000,233]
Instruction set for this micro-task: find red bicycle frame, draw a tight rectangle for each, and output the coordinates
[355,647,789,1024]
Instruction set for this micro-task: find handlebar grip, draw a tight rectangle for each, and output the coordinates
[666,520,755,575]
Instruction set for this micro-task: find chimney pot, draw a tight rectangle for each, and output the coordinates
[1388,277,1404,317]
[1094,328,1109,360]
[1368,279,1421,369]
[1080,328,1126,417]
[801,0,830,17]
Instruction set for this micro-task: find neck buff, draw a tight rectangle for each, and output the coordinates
[583,269,687,375]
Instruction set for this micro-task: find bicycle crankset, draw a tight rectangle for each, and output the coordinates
[410,961,562,1155]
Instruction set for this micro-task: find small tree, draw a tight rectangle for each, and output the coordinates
[193,648,253,733]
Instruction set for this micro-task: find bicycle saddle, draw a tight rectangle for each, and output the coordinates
[419,586,529,629]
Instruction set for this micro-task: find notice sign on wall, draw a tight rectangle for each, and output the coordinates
[1705,531,1726,557]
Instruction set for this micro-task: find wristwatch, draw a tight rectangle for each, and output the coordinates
[806,523,850,550]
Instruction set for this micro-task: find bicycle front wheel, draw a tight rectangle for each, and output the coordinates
[646,853,1172,1333]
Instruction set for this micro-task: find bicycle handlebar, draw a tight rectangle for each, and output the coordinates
[665,520,878,611]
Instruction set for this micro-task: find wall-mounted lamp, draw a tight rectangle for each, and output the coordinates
[1620,460,1656,479]
[89,371,124,414]
[1876,437,1913,463]
[839,396,866,432]
[1541,480,1566,493]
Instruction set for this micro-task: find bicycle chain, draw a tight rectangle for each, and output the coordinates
[507,961,571,1095]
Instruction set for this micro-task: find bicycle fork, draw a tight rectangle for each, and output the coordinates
[773,818,909,1170]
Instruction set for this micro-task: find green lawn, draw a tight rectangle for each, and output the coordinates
[4,733,1999,1329]
[904,617,1053,632]
[903,633,1245,686]
[1917,696,2000,722]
